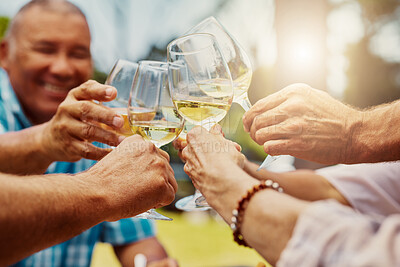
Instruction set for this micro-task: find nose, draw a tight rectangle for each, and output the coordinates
[48,53,74,79]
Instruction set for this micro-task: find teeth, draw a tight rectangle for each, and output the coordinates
[43,83,66,93]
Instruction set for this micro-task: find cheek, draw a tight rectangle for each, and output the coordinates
[75,61,93,81]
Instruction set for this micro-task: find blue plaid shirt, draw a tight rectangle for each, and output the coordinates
[0,69,156,267]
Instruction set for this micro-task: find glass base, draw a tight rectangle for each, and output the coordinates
[257,155,281,171]
[175,195,211,211]
[134,209,173,221]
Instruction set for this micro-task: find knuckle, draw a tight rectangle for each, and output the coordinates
[254,130,266,145]
[79,101,92,116]
[82,124,96,139]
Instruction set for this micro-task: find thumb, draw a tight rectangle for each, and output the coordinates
[209,124,223,135]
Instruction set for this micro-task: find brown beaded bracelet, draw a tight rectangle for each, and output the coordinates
[230,179,283,247]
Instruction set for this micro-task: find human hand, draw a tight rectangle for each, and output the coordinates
[172,136,187,162]
[40,80,126,162]
[80,134,178,221]
[242,83,363,164]
[147,258,179,267]
[181,125,246,206]
[173,125,242,163]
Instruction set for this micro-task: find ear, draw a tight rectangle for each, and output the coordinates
[0,40,10,70]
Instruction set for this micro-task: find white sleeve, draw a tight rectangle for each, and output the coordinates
[278,200,400,267]
[315,161,400,216]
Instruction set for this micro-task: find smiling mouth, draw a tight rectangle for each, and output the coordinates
[43,83,69,94]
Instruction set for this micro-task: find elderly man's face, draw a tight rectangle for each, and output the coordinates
[1,7,93,123]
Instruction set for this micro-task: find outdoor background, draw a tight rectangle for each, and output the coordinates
[1,0,399,266]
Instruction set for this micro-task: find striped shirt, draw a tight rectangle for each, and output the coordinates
[0,69,155,267]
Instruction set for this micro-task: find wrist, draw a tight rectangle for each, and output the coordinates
[74,171,111,222]
[345,109,369,163]
[210,165,259,222]
[35,122,57,164]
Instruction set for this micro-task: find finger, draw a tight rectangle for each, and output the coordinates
[76,141,112,160]
[67,120,124,147]
[172,137,187,150]
[249,111,287,142]
[67,101,124,128]
[210,124,223,135]
[253,125,288,146]
[158,149,170,161]
[232,141,242,152]
[177,149,186,163]
[242,90,287,132]
[69,80,117,101]
[167,170,178,194]
[181,147,189,162]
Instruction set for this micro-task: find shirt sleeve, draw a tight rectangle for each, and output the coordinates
[99,218,156,245]
[278,200,400,267]
[315,162,400,216]
[0,104,11,134]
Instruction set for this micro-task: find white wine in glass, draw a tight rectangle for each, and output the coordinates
[187,17,279,170]
[129,60,184,219]
[102,59,138,137]
[167,33,233,211]
[186,16,253,111]
[105,59,173,220]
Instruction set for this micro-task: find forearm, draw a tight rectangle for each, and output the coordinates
[0,124,53,174]
[0,172,107,265]
[243,159,349,205]
[204,166,308,266]
[349,100,400,163]
[242,190,308,265]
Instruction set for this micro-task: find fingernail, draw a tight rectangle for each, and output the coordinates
[105,87,114,98]
[113,116,124,127]
[118,135,125,143]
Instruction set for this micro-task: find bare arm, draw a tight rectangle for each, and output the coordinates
[0,172,106,265]
[0,124,54,174]
[243,159,349,205]
[0,135,178,266]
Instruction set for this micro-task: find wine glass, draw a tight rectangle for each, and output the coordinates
[103,59,138,137]
[167,33,233,211]
[187,17,279,170]
[128,60,184,220]
[186,16,252,111]
[105,59,173,220]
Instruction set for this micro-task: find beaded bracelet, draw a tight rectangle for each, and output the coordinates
[230,179,283,247]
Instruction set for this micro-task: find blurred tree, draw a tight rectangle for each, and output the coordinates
[93,69,108,84]
[343,0,400,108]
[0,16,9,40]
[344,38,400,108]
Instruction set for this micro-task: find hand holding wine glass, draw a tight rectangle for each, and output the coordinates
[128,60,184,220]
[103,59,138,137]
[167,33,233,211]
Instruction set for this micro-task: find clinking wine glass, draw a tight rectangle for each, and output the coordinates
[186,16,279,170]
[105,59,172,220]
[167,33,233,211]
[103,59,138,137]
[128,60,184,221]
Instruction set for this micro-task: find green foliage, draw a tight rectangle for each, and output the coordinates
[0,16,9,40]
[344,38,400,108]
[92,69,108,84]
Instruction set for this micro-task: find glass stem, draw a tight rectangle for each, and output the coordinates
[235,95,252,112]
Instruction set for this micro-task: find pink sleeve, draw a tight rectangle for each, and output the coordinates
[278,200,400,267]
[315,162,400,216]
